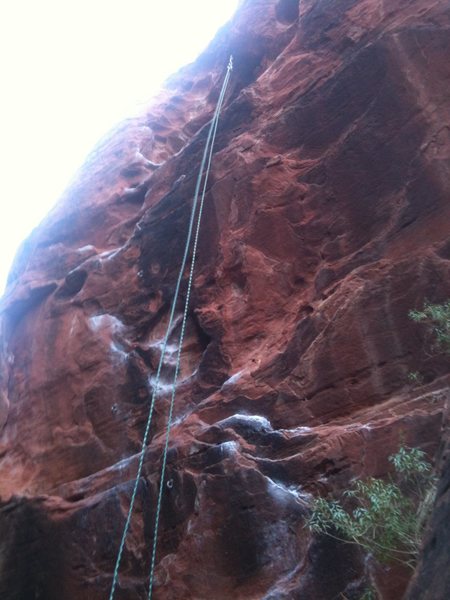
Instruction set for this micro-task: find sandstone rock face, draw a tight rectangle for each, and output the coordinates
[405,418,450,600]
[1,0,450,598]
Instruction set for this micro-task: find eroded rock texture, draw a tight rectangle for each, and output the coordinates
[1,0,450,598]
[406,424,450,600]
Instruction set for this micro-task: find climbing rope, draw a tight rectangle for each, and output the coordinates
[109,55,233,600]
[147,54,233,600]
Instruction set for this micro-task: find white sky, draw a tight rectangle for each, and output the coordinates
[0,0,239,295]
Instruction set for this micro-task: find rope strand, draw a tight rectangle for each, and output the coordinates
[147,58,232,599]
[109,56,233,600]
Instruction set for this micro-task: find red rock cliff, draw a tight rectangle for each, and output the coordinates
[1,0,450,598]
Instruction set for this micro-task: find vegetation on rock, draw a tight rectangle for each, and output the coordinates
[307,300,450,597]
[307,446,437,569]
[409,300,450,355]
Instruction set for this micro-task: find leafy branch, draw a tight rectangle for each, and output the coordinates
[409,300,450,355]
[306,447,437,570]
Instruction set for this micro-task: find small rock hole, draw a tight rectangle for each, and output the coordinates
[57,269,88,298]
[276,0,300,24]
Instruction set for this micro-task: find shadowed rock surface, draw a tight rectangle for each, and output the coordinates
[406,423,450,600]
[0,0,450,598]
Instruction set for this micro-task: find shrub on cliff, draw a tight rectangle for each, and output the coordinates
[306,446,437,570]
[409,300,450,355]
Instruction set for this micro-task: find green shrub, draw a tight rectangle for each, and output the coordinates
[407,371,424,385]
[359,588,377,600]
[409,300,450,354]
[306,447,437,570]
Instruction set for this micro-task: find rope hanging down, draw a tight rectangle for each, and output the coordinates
[109,55,233,600]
